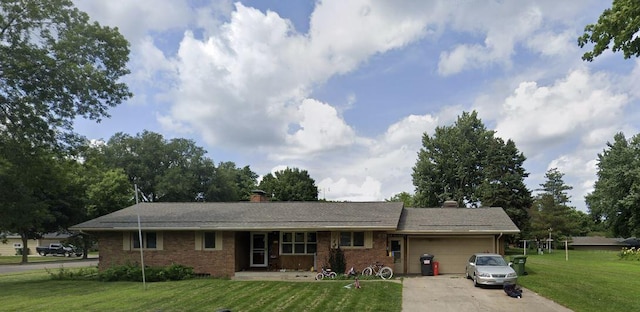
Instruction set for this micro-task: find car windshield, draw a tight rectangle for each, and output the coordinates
[476,256,507,266]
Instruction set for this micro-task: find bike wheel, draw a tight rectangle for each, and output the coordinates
[329,272,337,278]
[362,267,373,276]
[379,267,393,279]
[315,273,324,280]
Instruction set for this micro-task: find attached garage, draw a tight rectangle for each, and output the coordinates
[407,236,494,274]
[395,207,520,275]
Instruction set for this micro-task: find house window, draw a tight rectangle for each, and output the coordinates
[203,232,216,249]
[339,232,365,247]
[132,232,157,249]
[281,232,317,254]
[195,231,222,251]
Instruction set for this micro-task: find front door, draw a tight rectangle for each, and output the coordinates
[390,237,404,274]
[250,232,267,267]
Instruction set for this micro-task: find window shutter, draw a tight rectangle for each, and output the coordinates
[365,231,373,248]
[195,232,202,250]
[215,231,223,250]
[123,232,131,251]
[156,232,164,250]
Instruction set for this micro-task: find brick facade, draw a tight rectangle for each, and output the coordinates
[97,230,393,278]
[97,231,236,278]
[315,231,393,274]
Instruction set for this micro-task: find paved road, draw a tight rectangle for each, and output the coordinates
[0,258,98,274]
[402,275,573,312]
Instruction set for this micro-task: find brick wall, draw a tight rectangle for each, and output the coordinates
[96,231,236,278]
[315,231,393,274]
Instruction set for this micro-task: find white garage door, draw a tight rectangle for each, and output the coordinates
[407,236,494,274]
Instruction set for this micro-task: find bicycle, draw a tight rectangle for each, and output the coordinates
[362,262,393,279]
[315,267,337,280]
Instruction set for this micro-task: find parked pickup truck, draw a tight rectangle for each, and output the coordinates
[35,243,82,257]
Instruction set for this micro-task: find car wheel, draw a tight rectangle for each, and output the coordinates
[473,275,479,287]
[465,270,470,279]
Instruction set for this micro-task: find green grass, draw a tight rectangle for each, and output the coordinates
[0,270,401,312]
[516,249,640,312]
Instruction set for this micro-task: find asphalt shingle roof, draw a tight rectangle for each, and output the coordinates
[396,207,519,234]
[70,201,405,231]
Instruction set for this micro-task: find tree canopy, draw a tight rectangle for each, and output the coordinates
[578,0,640,61]
[412,111,532,231]
[258,167,318,201]
[586,132,640,237]
[0,137,86,263]
[98,131,258,203]
[386,192,415,207]
[0,0,131,263]
[0,0,131,148]
[529,168,591,241]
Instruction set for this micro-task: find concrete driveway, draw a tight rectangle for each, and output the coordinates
[402,275,573,312]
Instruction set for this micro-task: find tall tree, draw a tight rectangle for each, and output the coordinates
[101,131,213,202]
[0,138,85,263]
[205,161,258,202]
[412,111,532,231]
[258,167,318,201]
[0,0,131,148]
[586,132,640,237]
[0,0,131,262]
[529,169,589,241]
[578,0,640,61]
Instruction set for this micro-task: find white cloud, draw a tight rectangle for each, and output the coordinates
[436,1,595,76]
[282,99,357,157]
[166,1,439,154]
[318,176,382,201]
[495,68,628,158]
[74,0,193,42]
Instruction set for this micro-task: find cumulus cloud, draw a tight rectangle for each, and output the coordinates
[437,1,591,75]
[74,0,193,42]
[495,68,628,157]
[167,1,436,153]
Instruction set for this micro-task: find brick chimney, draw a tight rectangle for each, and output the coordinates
[250,190,268,202]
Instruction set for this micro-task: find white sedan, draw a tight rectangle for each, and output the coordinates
[465,253,517,287]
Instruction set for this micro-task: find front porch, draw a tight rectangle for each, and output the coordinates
[232,270,316,281]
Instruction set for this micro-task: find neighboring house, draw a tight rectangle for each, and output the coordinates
[70,192,519,277]
[569,236,629,251]
[0,233,71,256]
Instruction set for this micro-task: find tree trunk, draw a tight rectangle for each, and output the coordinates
[20,233,28,264]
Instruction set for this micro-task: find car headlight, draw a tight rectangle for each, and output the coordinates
[477,272,491,277]
[507,272,517,278]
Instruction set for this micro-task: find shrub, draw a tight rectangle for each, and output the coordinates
[327,246,346,275]
[98,263,194,282]
[619,247,640,261]
[46,266,98,280]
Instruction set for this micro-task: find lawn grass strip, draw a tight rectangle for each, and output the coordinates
[517,250,640,312]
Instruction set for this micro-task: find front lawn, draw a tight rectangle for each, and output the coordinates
[0,270,401,311]
[516,249,640,312]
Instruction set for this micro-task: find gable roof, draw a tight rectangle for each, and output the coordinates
[70,201,405,231]
[395,207,519,234]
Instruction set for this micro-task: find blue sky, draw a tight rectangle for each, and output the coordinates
[73,1,640,211]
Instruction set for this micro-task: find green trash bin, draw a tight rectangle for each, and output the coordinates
[510,255,527,276]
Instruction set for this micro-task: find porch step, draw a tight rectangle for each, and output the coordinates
[233,271,316,281]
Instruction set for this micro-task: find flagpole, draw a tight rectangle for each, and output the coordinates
[138,214,146,290]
